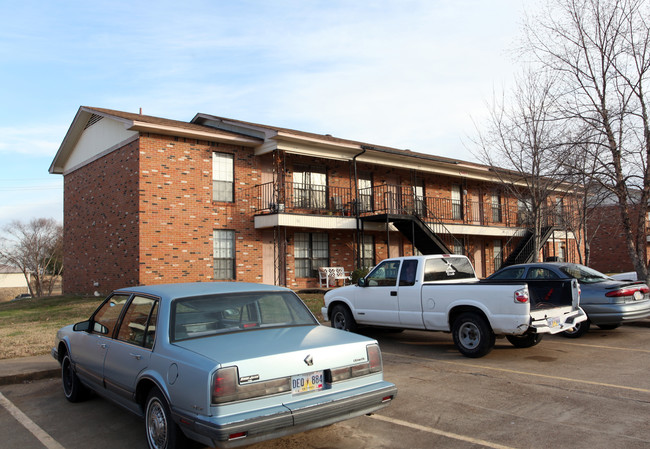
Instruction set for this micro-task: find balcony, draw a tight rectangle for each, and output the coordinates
[252,182,546,229]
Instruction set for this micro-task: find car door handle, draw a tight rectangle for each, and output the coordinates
[390,291,397,296]
[100,343,107,349]
[129,353,142,360]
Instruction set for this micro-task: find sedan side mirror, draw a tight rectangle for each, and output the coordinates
[73,320,91,332]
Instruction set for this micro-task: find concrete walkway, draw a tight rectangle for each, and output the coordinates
[0,355,59,386]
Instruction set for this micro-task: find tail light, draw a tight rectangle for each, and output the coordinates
[367,344,382,372]
[606,285,649,301]
[329,344,383,382]
[514,288,529,303]
[212,366,291,404]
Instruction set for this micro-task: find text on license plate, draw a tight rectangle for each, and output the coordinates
[291,371,324,394]
[547,317,561,328]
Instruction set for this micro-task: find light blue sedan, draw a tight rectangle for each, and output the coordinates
[52,282,396,449]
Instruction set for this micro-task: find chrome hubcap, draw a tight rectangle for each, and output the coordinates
[147,399,168,449]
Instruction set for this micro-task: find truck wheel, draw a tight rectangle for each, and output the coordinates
[330,304,357,332]
[560,319,590,338]
[452,312,495,358]
[506,332,543,348]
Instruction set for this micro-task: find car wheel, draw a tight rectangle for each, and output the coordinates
[145,388,186,449]
[452,312,495,358]
[330,304,357,332]
[506,332,544,348]
[597,324,620,330]
[61,353,87,403]
[561,319,590,338]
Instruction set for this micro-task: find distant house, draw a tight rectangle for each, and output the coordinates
[0,265,30,301]
[50,106,584,295]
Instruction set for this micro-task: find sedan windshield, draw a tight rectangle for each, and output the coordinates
[172,291,317,341]
[560,265,611,284]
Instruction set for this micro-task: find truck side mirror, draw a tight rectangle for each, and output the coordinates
[358,278,367,287]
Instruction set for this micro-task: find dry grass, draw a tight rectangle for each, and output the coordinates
[0,292,326,360]
[0,296,103,359]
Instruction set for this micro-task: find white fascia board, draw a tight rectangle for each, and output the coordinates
[443,224,523,237]
[551,229,577,240]
[254,214,358,230]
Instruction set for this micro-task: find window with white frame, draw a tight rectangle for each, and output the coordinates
[212,152,234,202]
[360,235,375,268]
[294,232,329,278]
[213,230,235,279]
[451,184,463,220]
[491,192,502,222]
[358,174,373,213]
[493,239,503,271]
[293,166,327,209]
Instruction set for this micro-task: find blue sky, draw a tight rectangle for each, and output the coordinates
[0,0,534,230]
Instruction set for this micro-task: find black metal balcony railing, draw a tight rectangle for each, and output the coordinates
[253,182,571,228]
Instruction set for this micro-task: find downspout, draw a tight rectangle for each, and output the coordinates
[353,147,367,269]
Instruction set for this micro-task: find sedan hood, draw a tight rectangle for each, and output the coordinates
[173,325,376,380]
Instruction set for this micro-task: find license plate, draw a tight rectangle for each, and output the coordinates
[291,371,324,395]
[547,317,561,328]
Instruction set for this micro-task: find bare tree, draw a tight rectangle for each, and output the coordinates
[0,218,63,298]
[524,0,650,279]
[474,69,575,262]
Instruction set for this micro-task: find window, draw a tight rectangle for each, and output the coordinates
[116,296,158,349]
[358,174,373,213]
[360,235,375,269]
[413,179,425,216]
[92,294,130,336]
[399,260,418,286]
[491,192,502,222]
[366,260,400,286]
[424,257,475,281]
[453,240,464,255]
[518,198,533,226]
[213,152,234,202]
[554,197,564,225]
[493,239,503,271]
[526,268,560,280]
[294,232,329,278]
[172,292,317,341]
[451,184,463,220]
[489,267,525,280]
[293,166,327,209]
[214,230,235,279]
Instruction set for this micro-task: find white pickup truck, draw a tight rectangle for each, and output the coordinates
[322,254,587,357]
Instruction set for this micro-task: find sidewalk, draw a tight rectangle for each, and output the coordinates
[0,355,60,386]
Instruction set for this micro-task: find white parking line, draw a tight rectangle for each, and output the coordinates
[0,392,66,449]
[384,352,650,394]
[370,413,517,449]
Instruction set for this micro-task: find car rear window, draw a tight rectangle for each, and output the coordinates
[424,257,475,281]
[560,265,610,283]
[171,291,317,341]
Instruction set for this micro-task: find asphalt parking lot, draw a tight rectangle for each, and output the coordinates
[1,321,649,449]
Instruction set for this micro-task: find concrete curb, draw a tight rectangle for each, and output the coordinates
[0,355,60,386]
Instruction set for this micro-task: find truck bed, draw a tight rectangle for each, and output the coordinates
[479,278,575,310]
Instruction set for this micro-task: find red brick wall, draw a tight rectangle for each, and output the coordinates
[63,140,140,294]
[588,204,647,273]
[138,134,265,286]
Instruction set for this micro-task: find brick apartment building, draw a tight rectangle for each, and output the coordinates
[588,203,648,274]
[50,106,582,295]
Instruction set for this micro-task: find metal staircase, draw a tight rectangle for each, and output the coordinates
[502,226,557,267]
